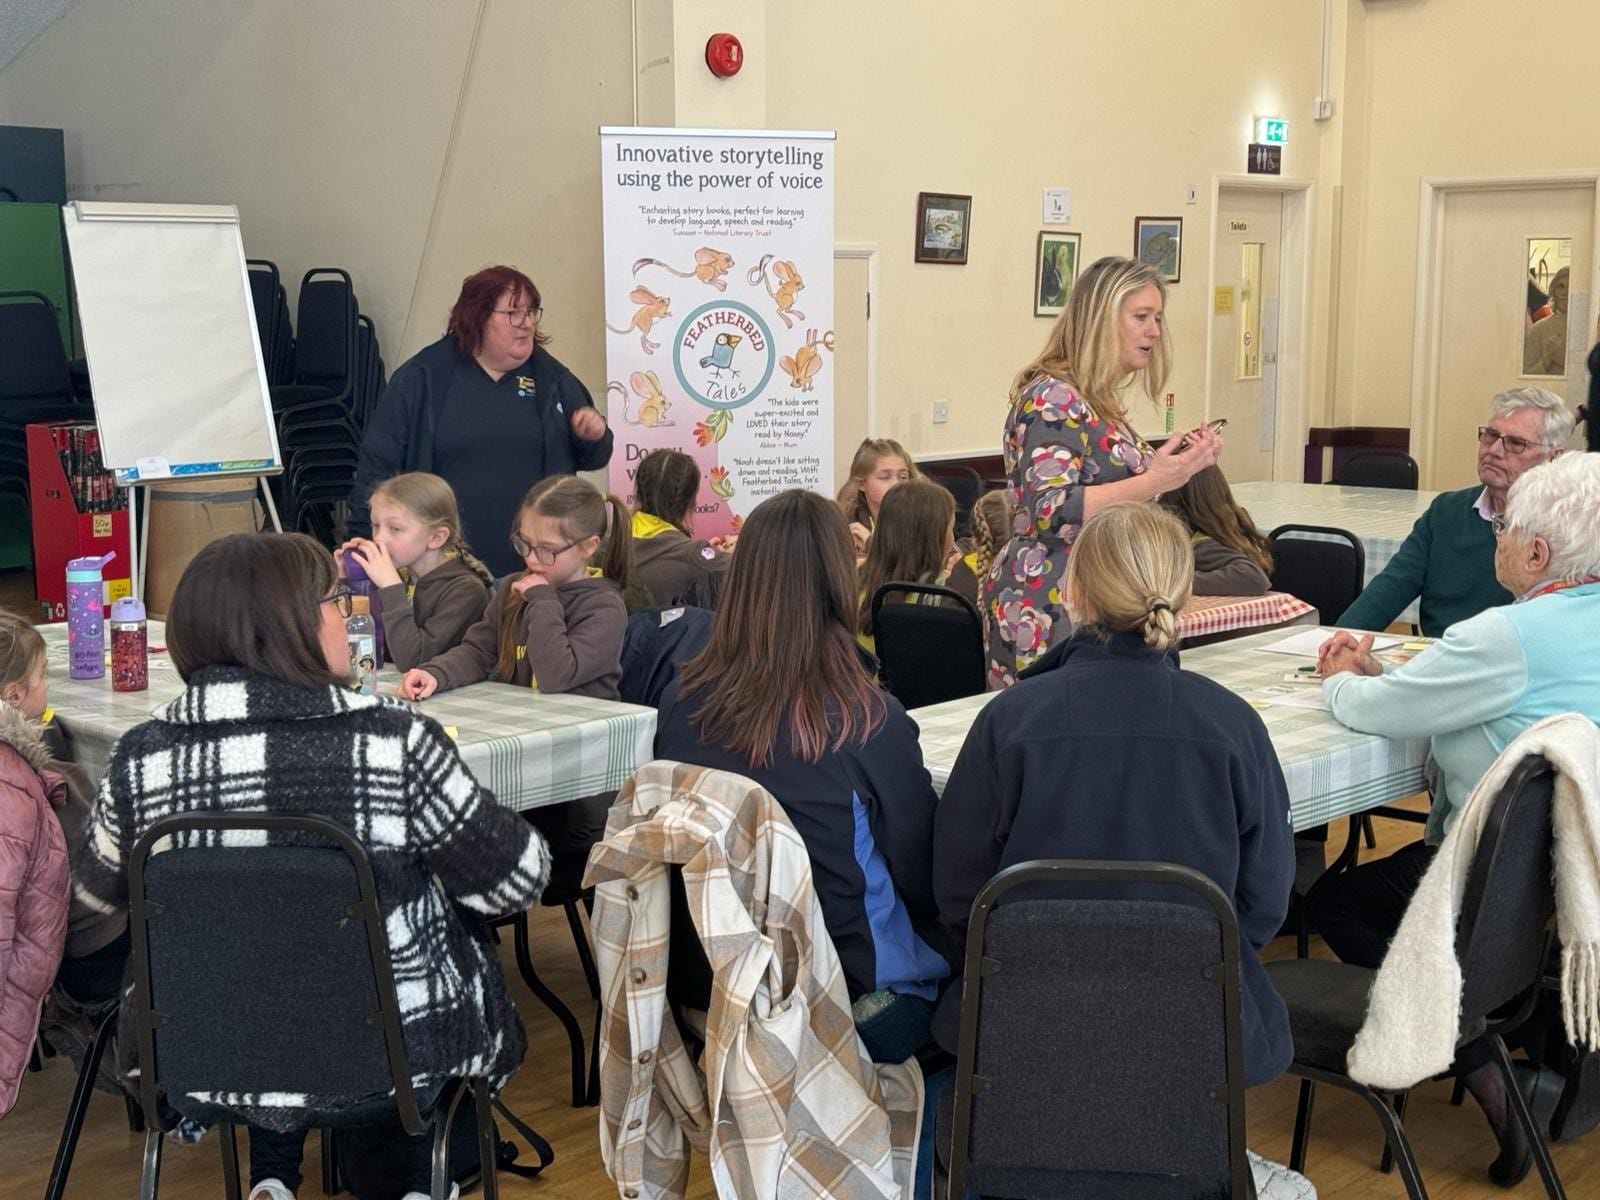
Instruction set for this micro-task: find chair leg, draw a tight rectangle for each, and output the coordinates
[431,1106,453,1200]
[321,1128,341,1195]
[1362,814,1377,849]
[564,899,602,1001]
[44,1005,119,1200]
[586,998,602,1107]
[473,1078,500,1200]
[1450,1076,1467,1106]
[1352,1086,1427,1200]
[1379,1089,1409,1173]
[30,1038,45,1072]
[219,1123,243,1200]
[1487,1035,1568,1199]
[125,1093,146,1132]
[511,910,587,1106]
[1289,1078,1316,1172]
[139,1126,164,1200]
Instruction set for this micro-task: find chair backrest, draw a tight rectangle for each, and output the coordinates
[1267,524,1365,625]
[1454,754,1558,1030]
[0,290,74,404]
[869,582,986,709]
[922,464,984,538]
[1337,451,1419,491]
[127,811,429,1134]
[293,269,357,395]
[946,859,1251,1200]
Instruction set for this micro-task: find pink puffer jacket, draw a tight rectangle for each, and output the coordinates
[0,702,70,1116]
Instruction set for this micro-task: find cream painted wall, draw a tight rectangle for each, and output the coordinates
[765,0,1329,457]
[1341,0,1600,429]
[0,0,633,397]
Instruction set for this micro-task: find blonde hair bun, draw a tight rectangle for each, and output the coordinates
[1065,503,1193,652]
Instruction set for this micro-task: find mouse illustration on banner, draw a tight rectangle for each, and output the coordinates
[606,286,672,353]
[632,247,735,292]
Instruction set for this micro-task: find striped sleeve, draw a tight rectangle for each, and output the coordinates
[404,715,550,916]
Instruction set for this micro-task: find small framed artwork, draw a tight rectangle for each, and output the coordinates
[1134,215,1183,283]
[915,192,972,264]
[1034,231,1082,317]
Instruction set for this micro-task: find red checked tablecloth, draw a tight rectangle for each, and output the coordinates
[1178,592,1315,640]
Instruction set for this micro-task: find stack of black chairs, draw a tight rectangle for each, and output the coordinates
[254,264,386,547]
[0,290,94,512]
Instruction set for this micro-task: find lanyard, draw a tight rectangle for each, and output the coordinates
[1518,576,1600,602]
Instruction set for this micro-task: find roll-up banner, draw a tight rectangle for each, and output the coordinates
[600,127,836,537]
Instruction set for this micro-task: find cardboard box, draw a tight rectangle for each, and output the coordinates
[27,422,131,620]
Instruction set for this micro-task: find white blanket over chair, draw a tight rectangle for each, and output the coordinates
[1346,713,1600,1089]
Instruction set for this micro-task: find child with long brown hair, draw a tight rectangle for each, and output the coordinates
[1159,464,1273,596]
[855,479,957,649]
[836,437,920,556]
[338,471,493,670]
[945,489,1012,607]
[398,475,632,700]
[630,448,729,608]
[656,489,947,1064]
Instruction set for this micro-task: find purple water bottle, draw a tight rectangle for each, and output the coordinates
[341,554,386,666]
[66,552,116,680]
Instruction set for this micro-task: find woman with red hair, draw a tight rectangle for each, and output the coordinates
[350,266,613,576]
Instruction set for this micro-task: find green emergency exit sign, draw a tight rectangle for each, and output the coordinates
[1256,117,1289,145]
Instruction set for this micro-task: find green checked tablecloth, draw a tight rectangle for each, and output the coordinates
[1231,481,1443,624]
[909,627,1432,832]
[38,621,656,812]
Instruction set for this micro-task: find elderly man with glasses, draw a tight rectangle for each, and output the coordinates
[1338,387,1570,637]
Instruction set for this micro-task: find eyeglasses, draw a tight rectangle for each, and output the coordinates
[493,306,542,326]
[1477,427,1549,456]
[511,534,580,565]
[324,584,353,618]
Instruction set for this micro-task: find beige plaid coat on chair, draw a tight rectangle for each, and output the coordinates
[584,760,924,1199]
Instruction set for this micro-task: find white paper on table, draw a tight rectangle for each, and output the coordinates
[1262,688,1330,712]
[1256,628,1403,658]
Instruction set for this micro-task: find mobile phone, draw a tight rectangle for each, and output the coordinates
[1206,418,1228,433]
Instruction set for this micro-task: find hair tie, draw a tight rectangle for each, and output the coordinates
[1148,600,1172,617]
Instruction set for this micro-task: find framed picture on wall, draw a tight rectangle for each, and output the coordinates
[1034,231,1081,317]
[1134,215,1183,283]
[915,192,972,264]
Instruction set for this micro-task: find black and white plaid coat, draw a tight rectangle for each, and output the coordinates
[74,665,550,1130]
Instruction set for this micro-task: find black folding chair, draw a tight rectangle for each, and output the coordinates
[922,463,984,539]
[1336,451,1420,491]
[124,811,542,1200]
[1266,524,1365,628]
[940,859,1255,1199]
[870,582,985,710]
[1266,755,1567,1198]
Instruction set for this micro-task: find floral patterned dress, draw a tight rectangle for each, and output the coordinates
[983,375,1154,687]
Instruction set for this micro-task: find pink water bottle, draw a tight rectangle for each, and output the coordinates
[110,597,149,692]
[66,552,116,680]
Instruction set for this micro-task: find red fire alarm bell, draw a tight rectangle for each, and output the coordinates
[705,33,743,78]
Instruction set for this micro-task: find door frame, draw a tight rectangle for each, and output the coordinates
[834,242,879,434]
[1204,175,1314,481]
[1410,171,1600,480]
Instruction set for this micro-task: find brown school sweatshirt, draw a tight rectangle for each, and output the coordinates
[377,556,491,671]
[633,529,730,608]
[419,574,627,698]
[1191,535,1272,597]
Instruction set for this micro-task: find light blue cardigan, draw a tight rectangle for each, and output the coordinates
[1323,581,1600,844]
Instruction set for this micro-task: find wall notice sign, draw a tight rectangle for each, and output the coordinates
[1214,286,1235,315]
[1229,220,1249,233]
[1247,144,1282,175]
[1042,187,1071,223]
[600,127,836,536]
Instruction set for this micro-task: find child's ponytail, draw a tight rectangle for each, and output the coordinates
[598,493,634,591]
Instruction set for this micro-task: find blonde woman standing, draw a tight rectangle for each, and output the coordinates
[985,256,1222,687]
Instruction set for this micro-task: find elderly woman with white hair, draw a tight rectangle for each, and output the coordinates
[1310,451,1600,1185]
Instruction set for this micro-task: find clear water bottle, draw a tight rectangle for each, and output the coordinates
[109,596,148,692]
[66,552,116,680]
[341,555,387,665]
[346,596,376,695]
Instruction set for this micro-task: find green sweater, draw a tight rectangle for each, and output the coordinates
[1337,486,1512,636]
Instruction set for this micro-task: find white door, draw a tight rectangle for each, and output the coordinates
[832,251,873,490]
[1208,188,1283,481]
[1428,186,1593,489]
